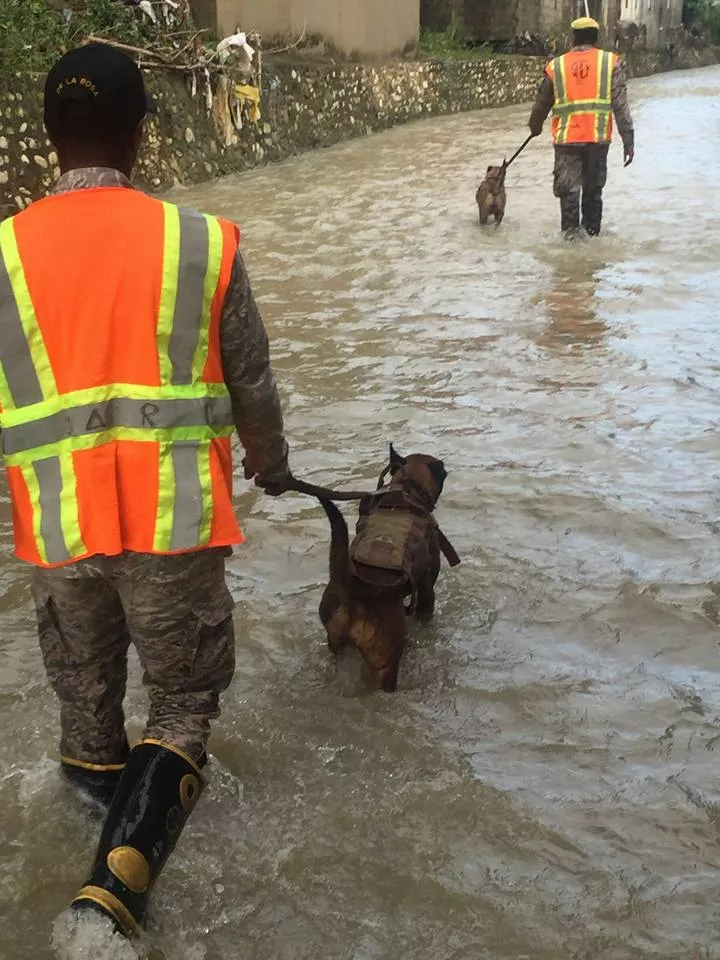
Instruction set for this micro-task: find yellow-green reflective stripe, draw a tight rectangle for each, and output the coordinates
[168,211,208,384]
[22,462,48,565]
[598,52,612,140]
[595,51,603,140]
[557,57,570,143]
[1,381,230,430]
[0,219,56,410]
[192,216,223,383]
[4,424,234,468]
[154,442,176,552]
[154,441,214,552]
[553,101,612,116]
[24,454,84,565]
[197,441,213,546]
[157,203,181,385]
[2,394,234,456]
[0,231,44,411]
[59,451,85,559]
[171,441,209,550]
[0,362,11,414]
[553,56,567,102]
[599,51,612,100]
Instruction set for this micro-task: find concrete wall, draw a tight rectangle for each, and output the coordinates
[420,0,462,32]
[197,0,420,57]
[1,43,716,221]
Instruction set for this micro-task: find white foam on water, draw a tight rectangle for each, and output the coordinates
[51,910,145,960]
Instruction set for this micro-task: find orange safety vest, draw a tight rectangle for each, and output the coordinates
[0,187,244,567]
[546,48,619,145]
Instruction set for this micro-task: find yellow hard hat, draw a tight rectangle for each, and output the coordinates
[571,16,600,30]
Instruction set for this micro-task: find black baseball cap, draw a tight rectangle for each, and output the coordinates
[44,43,157,140]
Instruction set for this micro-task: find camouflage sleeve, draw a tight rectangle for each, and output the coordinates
[219,251,290,484]
[611,60,634,149]
[528,74,554,136]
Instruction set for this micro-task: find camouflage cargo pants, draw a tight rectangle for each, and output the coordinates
[33,549,236,767]
[553,143,610,236]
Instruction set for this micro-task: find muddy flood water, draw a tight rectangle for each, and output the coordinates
[1,66,720,960]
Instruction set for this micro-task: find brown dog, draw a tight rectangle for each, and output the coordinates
[475,164,507,226]
[318,446,459,692]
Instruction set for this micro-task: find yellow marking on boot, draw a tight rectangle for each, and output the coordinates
[179,773,201,813]
[72,886,140,938]
[61,756,126,772]
[107,846,151,895]
[136,739,206,781]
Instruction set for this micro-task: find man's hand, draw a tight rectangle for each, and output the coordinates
[243,456,293,497]
[623,145,634,167]
[256,473,293,498]
[529,122,543,138]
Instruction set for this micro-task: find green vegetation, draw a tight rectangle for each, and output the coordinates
[0,0,155,80]
[419,23,495,61]
[683,0,720,43]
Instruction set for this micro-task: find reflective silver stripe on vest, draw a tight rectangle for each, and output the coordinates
[599,51,611,102]
[170,442,204,550]
[553,101,612,117]
[0,244,45,409]
[1,395,233,456]
[553,57,567,104]
[34,457,71,564]
[168,211,210,385]
[598,52,612,139]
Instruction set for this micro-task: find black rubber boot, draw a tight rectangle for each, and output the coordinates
[560,193,581,237]
[71,740,205,938]
[581,188,603,236]
[61,760,126,813]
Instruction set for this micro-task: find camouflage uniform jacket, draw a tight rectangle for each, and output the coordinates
[529,46,635,148]
[43,167,289,484]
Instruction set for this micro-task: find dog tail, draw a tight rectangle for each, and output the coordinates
[319,498,350,583]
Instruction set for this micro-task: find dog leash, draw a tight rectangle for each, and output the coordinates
[285,477,383,502]
[503,134,534,170]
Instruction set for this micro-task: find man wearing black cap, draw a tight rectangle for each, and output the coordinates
[528,17,635,237]
[0,44,291,937]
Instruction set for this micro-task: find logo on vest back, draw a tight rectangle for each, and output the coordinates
[571,59,592,81]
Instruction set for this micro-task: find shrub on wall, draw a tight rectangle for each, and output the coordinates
[0,0,153,80]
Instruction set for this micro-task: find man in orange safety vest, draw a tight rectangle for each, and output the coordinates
[528,17,635,236]
[0,44,291,938]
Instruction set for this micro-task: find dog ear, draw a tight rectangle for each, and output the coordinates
[389,444,406,473]
[429,460,447,493]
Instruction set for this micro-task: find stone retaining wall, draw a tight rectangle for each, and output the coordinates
[0,46,717,219]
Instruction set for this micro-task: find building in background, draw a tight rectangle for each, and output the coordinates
[616,0,685,48]
[191,0,420,58]
[419,0,637,47]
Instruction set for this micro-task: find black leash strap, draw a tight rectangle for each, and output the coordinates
[286,477,381,502]
[503,134,534,170]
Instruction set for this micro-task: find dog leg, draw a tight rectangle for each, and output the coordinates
[378,659,401,693]
[416,553,440,622]
[494,209,505,226]
[415,578,436,623]
[327,629,349,655]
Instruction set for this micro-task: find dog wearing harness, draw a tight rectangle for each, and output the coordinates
[318,446,460,692]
